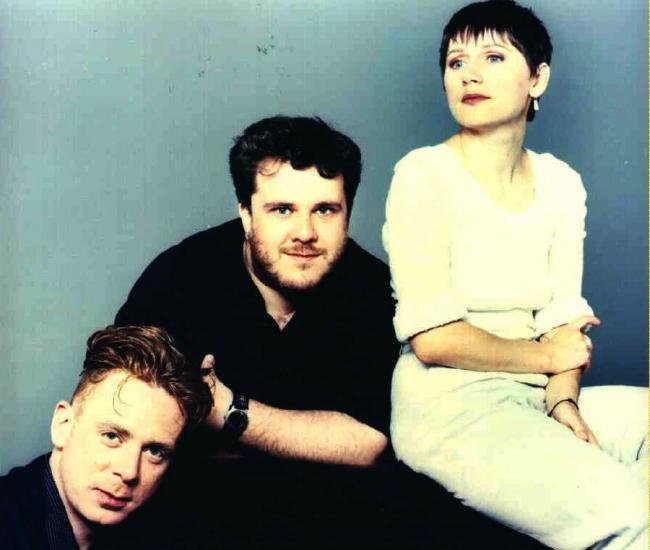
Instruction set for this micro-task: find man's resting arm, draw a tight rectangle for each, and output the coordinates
[203,356,388,466]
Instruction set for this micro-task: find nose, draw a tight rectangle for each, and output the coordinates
[291,213,317,243]
[461,62,482,85]
[112,448,141,486]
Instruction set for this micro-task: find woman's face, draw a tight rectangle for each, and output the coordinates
[443,32,546,130]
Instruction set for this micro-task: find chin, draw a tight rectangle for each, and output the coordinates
[82,505,133,526]
[278,273,324,292]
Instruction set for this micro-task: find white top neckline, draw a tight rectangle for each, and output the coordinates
[440,142,540,218]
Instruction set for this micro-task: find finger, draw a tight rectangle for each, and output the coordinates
[583,334,592,351]
[573,427,590,442]
[587,430,601,449]
[566,315,601,331]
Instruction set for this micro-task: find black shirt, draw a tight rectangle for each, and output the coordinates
[0,454,175,550]
[115,219,399,436]
[0,454,77,550]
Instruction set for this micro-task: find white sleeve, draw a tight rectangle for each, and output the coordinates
[382,150,466,343]
[535,168,594,336]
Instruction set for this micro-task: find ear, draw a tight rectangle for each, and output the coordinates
[238,203,252,236]
[51,401,75,449]
[530,62,551,100]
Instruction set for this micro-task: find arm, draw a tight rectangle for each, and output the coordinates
[202,356,387,466]
[384,150,594,375]
[410,319,594,374]
[542,326,600,448]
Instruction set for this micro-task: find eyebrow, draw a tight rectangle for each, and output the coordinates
[263,201,294,209]
[446,43,509,57]
[96,422,175,452]
[315,201,343,210]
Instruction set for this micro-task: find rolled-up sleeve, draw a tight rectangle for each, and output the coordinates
[382,150,466,343]
[535,168,594,336]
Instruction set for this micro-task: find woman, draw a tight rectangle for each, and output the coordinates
[383,1,648,549]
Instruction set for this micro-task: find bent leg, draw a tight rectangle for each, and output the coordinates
[391,360,648,550]
[578,385,648,484]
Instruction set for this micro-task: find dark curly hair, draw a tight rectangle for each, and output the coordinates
[72,325,213,430]
[229,116,362,214]
[439,0,553,121]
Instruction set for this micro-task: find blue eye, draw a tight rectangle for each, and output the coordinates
[102,432,120,445]
[275,206,291,216]
[145,446,168,463]
[316,206,334,215]
[487,54,504,63]
[449,59,464,70]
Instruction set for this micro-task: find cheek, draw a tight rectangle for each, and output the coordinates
[322,221,347,247]
[137,466,167,498]
[253,218,287,244]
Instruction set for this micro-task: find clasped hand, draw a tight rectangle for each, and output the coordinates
[540,315,600,374]
[200,354,234,431]
[540,315,601,449]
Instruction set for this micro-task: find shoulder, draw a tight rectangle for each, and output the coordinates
[387,144,457,211]
[0,454,47,498]
[330,239,393,300]
[134,219,244,280]
[393,144,452,176]
[530,150,586,200]
[164,219,243,261]
[0,455,49,548]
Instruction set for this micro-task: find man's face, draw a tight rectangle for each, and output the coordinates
[239,160,349,292]
[51,371,185,528]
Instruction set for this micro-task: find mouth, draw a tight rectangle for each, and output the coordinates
[282,250,323,260]
[95,488,132,510]
[462,94,489,105]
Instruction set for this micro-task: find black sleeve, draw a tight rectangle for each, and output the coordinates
[340,289,399,438]
[320,251,399,439]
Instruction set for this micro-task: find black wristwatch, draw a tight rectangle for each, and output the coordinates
[223,394,249,438]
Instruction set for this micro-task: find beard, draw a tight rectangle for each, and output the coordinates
[247,230,347,296]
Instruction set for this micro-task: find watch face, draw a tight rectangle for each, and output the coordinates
[227,409,248,432]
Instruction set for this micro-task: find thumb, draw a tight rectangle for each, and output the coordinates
[566,316,600,332]
[200,354,215,373]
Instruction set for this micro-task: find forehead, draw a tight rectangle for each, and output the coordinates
[253,160,345,204]
[75,371,185,444]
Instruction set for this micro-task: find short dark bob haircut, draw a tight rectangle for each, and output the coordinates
[229,115,362,214]
[439,0,553,121]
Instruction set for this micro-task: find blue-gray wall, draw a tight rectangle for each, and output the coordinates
[1,0,647,474]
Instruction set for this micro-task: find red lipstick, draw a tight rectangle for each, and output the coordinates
[462,93,489,105]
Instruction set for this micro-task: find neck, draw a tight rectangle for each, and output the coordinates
[49,452,94,550]
[243,242,295,329]
[454,120,527,186]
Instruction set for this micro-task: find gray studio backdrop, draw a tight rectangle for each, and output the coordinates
[1,0,647,473]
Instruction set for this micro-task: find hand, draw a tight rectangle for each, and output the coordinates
[540,315,600,374]
[550,400,600,449]
[200,354,234,431]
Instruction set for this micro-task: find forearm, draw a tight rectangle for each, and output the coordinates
[205,383,387,466]
[545,368,582,413]
[411,320,552,374]
[241,401,387,466]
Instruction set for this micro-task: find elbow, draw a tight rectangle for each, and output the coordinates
[350,433,388,467]
[410,331,451,366]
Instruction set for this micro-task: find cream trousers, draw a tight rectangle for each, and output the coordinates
[391,354,648,550]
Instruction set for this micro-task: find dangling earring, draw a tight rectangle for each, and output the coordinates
[533,98,540,112]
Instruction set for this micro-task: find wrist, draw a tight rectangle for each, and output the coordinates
[223,394,249,438]
[536,341,555,374]
[547,397,579,418]
[209,384,233,431]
